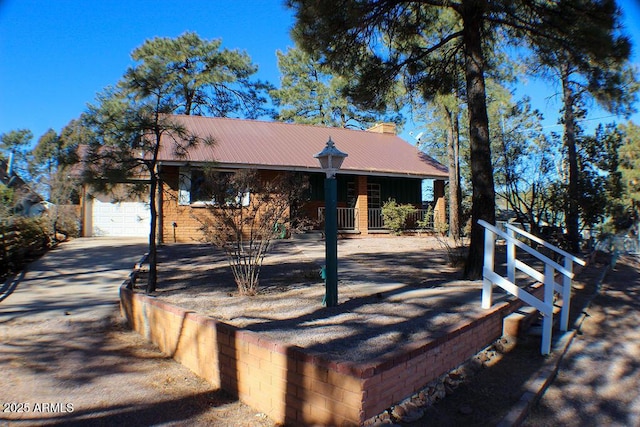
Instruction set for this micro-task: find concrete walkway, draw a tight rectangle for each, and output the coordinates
[0,237,147,324]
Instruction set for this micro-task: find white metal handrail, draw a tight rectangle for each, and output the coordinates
[478,220,586,355]
[503,222,586,333]
[503,222,585,265]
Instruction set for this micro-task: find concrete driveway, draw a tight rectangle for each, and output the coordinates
[0,237,147,324]
[0,237,274,426]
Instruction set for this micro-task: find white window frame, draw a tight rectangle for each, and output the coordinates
[178,167,250,207]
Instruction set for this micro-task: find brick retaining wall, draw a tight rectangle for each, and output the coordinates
[120,285,540,426]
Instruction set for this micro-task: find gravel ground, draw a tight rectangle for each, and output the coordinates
[151,236,500,363]
[522,254,640,427]
[0,314,276,426]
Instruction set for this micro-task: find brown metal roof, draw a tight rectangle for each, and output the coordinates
[158,115,448,179]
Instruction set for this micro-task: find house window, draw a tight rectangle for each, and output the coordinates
[347,181,356,208]
[178,169,192,205]
[178,168,250,207]
[367,183,381,208]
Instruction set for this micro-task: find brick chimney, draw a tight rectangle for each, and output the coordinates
[367,122,397,135]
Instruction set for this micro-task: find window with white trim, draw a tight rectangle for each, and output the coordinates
[178,168,250,207]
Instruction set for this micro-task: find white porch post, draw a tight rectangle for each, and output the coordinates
[482,226,495,309]
[541,263,555,355]
[560,256,573,331]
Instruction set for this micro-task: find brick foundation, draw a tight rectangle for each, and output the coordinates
[120,284,540,426]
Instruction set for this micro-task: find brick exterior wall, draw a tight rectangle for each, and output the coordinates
[120,282,541,426]
[355,175,369,233]
[160,167,212,243]
[159,166,448,242]
[160,168,289,243]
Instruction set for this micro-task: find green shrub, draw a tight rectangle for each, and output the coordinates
[417,205,434,232]
[381,199,416,235]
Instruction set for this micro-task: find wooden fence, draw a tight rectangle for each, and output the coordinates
[1,222,49,276]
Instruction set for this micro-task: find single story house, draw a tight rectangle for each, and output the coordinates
[81,116,449,241]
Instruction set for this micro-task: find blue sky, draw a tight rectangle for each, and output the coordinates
[1,0,639,147]
[0,0,295,143]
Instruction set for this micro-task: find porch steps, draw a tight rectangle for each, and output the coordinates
[503,304,562,338]
[527,304,562,336]
[503,306,539,337]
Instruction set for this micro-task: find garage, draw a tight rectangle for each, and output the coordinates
[90,198,151,237]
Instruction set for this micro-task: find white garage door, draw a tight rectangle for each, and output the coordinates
[92,199,151,237]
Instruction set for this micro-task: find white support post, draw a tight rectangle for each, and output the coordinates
[541,263,555,355]
[507,226,516,285]
[482,227,495,309]
[560,256,573,331]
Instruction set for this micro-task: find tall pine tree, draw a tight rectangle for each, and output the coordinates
[288,0,631,276]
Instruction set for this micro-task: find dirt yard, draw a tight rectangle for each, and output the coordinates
[2,234,615,426]
[138,235,602,426]
[151,236,494,363]
[0,312,277,426]
[522,254,640,426]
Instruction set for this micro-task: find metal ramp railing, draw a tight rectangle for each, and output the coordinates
[478,220,586,355]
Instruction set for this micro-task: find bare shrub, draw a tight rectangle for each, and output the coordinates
[433,221,468,267]
[198,169,308,296]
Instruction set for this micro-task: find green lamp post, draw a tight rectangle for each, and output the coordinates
[314,137,348,307]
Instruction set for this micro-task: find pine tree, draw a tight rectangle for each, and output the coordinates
[270,47,400,128]
[82,32,277,292]
[287,0,632,276]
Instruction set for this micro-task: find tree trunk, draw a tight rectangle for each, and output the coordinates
[561,65,581,252]
[184,88,193,115]
[157,175,164,244]
[445,106,461,245]
[461,1,496,279]
[146,173,158,293]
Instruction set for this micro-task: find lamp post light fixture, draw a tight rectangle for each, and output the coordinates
[314,137,348,307]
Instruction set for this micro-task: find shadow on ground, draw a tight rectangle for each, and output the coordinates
[401,256,608,426]
[522,254,640,427]
[0,315,273,427]
[25,391,237,427]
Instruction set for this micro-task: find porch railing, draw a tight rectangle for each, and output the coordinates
[478,220,586,355]
[369,208,435,231]
[406,209,435,231]
[368,208,385,230]
[317,207,436,232]
[317,207,358,231]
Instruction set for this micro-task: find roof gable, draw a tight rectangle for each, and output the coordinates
[159,116,448,179]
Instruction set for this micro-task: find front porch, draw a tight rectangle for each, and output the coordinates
[317,207,441,234]
[310,174,446,236]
